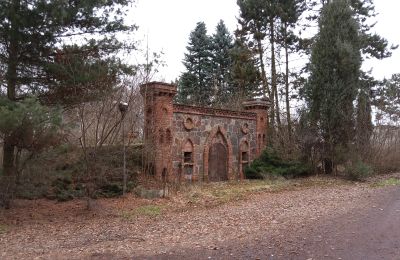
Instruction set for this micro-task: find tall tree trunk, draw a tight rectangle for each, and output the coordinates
[1,0,20,208]
[256,38,271,99]
[284,23,292,141]
[256,36,274,138]
[3,0,20,177]
[270,19,281,130]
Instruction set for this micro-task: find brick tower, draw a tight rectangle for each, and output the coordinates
[140,82,177,182]
[243,99,271,156]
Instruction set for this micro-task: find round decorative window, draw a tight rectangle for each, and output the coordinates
[241,123,249,134]
[183,117,195,131]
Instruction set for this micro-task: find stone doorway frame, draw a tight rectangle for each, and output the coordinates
[203,126,233,182]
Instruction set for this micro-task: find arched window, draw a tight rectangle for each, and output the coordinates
[240,140,250,179]
[159,128,164,144]
[182,139,194,181]
[183,139,194,163]
[166,128,172,144]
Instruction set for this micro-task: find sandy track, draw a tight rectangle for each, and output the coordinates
[0,176,399,259]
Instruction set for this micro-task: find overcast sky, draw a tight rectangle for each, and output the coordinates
[130,0,400,82]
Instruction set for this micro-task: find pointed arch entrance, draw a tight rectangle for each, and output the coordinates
[203,126,233,182]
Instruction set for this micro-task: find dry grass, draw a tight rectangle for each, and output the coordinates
[115,176,352,219]
[120,205,163,220]
[371,177,400,188]
[178,176,351,207]
[0,224,8,234]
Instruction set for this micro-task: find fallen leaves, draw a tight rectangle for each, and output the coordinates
[0,173,399,259]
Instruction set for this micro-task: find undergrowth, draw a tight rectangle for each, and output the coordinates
[14,145,142,201]
[245,148,310,180]
[346,160,374,181]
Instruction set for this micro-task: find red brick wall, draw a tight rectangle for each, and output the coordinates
[141,82,270,183]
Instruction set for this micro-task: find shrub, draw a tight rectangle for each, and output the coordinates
[244,166,263,179]
[97,183,123,198]
[52,176,75,201]
[346,161,373,181]
[245,148,310,180]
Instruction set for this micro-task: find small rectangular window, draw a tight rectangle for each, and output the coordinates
[242,152,249,162]
[184,152,193,163]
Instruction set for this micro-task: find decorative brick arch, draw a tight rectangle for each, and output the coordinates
[203,126,233,181]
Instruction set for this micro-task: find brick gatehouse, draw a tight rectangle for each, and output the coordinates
[140,82,270,183]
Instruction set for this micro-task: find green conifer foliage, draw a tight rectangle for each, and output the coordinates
[305,0,361,170]
[211,20,234,105]
[0,0,135,176]
[229,38,261,101]
[178,22,213,106]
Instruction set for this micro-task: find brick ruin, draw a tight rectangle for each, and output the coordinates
[140,82,270,183]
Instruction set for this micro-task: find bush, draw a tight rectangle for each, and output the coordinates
[245,148,310,180]
[96,183,123,198]
[346,161,373,181]
[52,176,75,202]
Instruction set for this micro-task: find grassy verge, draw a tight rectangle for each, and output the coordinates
[120,205,163,220]
[182,176,350,206]
[371,177,400,188]
[118,176,351,220]
[0,224,8,234]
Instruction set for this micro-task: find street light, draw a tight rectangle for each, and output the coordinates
[118,101,128,195]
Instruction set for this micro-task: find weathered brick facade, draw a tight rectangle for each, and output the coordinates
[140,82,270,183]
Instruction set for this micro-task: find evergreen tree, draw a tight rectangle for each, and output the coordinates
[0,1,135,177]
[307,0,396,150]
[277,0,306,141]
[375,74,400,124]
[178,22,213,106]
[210,20,234,105]
[237,0,287,133]
[229,37,261,103]
[304,0,361,172]
[356,72,375,151]
[237,0,270,99]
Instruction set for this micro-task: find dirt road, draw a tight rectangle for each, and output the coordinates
[159,186,400,260]
[0,176,399,260]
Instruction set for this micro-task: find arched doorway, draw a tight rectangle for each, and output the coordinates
[203,126,233,181]
[208,143,228,181]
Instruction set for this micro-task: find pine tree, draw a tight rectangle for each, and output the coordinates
[0,1,135,177]
[307,0,396,151]
[356,72,375,151]
[375,74,400,124]
[210,20,234,105]
[178,22,213,106]
[305,0,361,172]
[237,0,286,133]
[277,0,306,141]
[229,37,261,103]
[237,0,270,99]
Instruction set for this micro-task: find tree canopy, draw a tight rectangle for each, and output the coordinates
[304,0,362,171]
[0,0,136,179]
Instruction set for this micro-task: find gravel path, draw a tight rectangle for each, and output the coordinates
[161,186,400,260]
[0,177,399,259]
